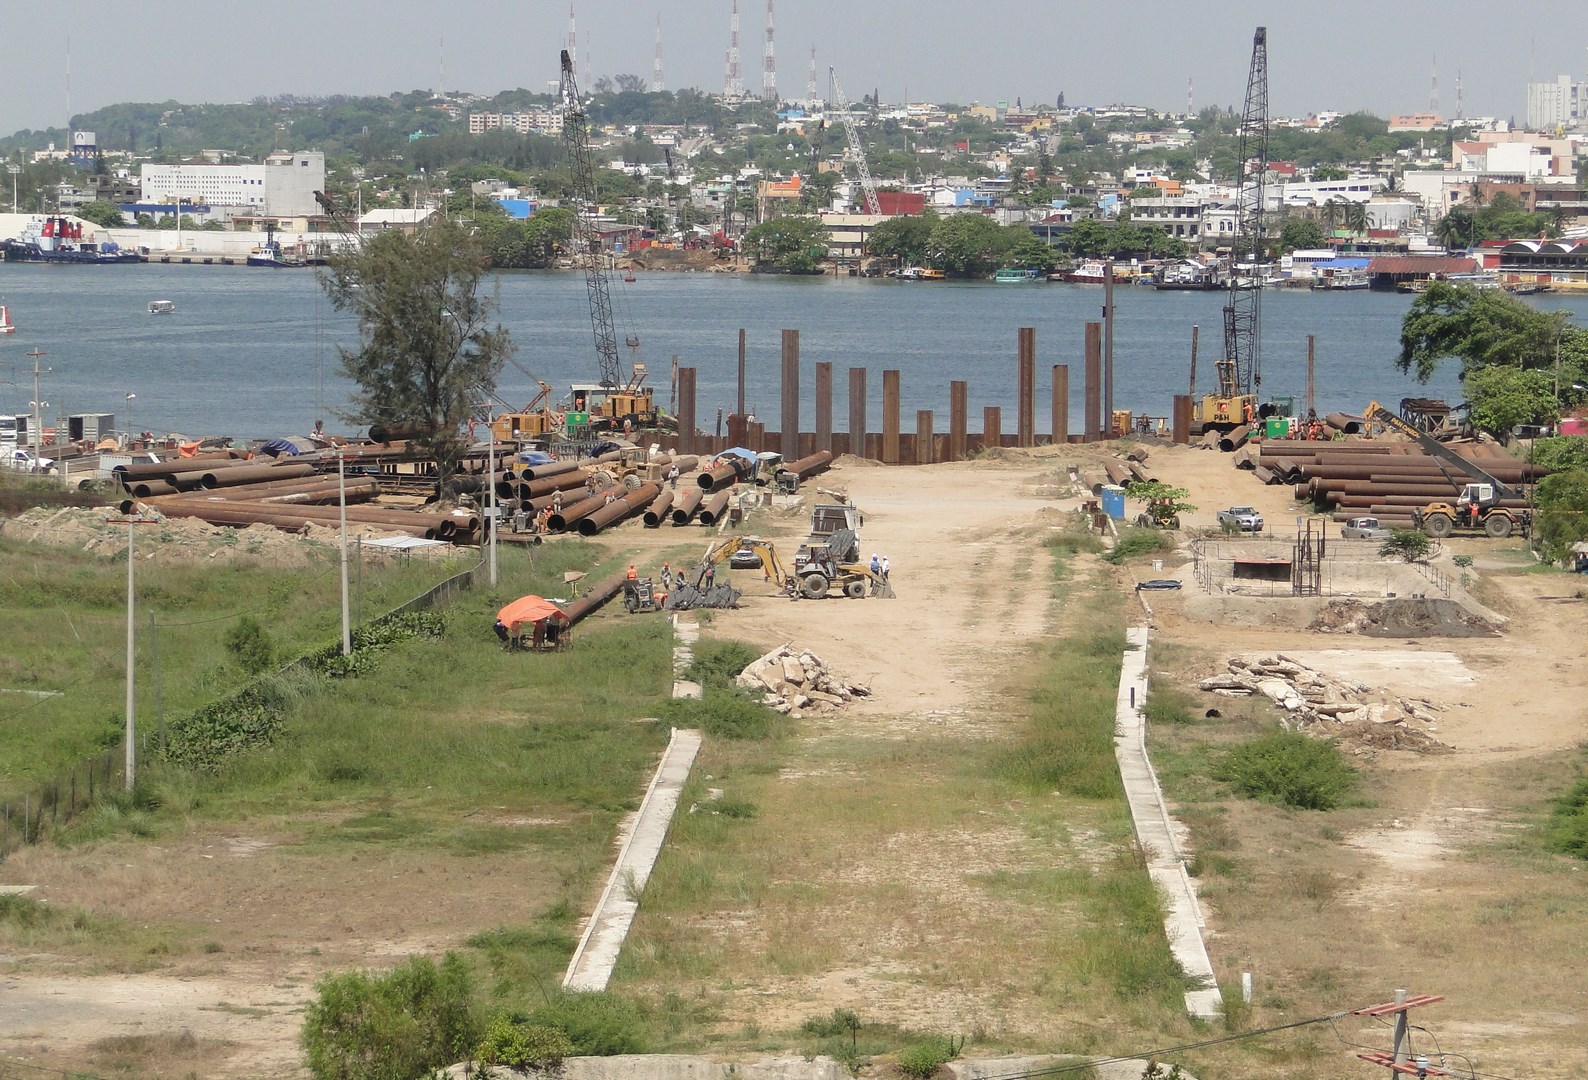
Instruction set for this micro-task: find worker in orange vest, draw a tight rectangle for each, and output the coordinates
[626,564,638,581]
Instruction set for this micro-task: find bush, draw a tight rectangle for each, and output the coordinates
[1215,731,1356,811]
[896,1035,962,1078]
[477,1013,576,1069]
[659,691,785,740]
[526,990,649,1057]
[1043,519,1106,555]
[686,639,761,689]
[301,953,478,1080]
[1379,529,1433,563]
[1544,776,1588,859]
[1105,527,1175,564]
[224,615,277,674]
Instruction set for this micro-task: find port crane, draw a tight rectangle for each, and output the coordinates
[828,68,879,214]
[1198,26,1269,433]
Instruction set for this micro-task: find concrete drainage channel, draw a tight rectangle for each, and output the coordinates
[1116,626,1224,1020]
[561,615,703,992]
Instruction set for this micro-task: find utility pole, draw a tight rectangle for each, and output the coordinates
[1188,324,1199,399]
[1349,990,1446,1075]
[1103,266,1115,436]
[1306,334,1317,419]
[107,510,158,791]
[338,451,351,656]
[27,348,49,453]
[486,428,498,588]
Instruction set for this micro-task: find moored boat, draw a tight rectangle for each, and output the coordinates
[994,267,1040,282]
[148,299,176,315]
[0,305,14,333]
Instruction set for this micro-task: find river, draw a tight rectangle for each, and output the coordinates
[2,264,1582,439]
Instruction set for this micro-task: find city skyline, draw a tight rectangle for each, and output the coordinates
[4,1,1588,139]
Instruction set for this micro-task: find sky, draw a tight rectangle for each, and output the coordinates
[4,0,1587,137]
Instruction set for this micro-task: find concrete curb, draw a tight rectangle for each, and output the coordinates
[1115,626,1224,1020]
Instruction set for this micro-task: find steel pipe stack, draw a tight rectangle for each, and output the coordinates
[642,490,674,527]
[562,573,627,625]
[577,483,661,536]
[697,489,731,526]
[775,450,833,484]
[670,486,705,525]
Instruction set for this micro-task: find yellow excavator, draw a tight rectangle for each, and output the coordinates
[700,533,891,600]
[491,381,561,443]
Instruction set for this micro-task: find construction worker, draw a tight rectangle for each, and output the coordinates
[626,563,638,582]
[660,562,672,589]
[869,552,881,577]
[880,555,891,582]
[551,489,563,512]
[666,463,680,489]
[493,618,510,646]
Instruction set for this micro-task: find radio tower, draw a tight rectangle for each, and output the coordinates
[724,0,744,98]
[1455,69,1464,120]
[567,5,577,77]
[807,46,818,104]
[653,14,665,92]
[1430,54,1438,114]
[762,0,778,101]
[1186,76,1193,117]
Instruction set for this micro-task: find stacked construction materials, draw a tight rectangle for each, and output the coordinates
[1240,439,1544,528]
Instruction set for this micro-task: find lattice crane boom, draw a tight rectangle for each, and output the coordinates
[829,68,880,215]
[560,49,623,390]
[1220,25,1268,401]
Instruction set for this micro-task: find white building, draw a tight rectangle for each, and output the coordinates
[468,110,564,136]
[1131,196,1207,243]
[139,151,325,218]
[1526,76,1583,132]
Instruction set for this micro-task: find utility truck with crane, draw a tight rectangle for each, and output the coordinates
[1364,400,1532,539]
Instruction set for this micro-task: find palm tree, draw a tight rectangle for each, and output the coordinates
[1343,201,1368,236]
[1321,197,1346,232]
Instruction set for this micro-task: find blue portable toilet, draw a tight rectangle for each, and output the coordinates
[1101,484,1126,520]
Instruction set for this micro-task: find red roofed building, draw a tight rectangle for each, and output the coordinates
[876,191,926,216]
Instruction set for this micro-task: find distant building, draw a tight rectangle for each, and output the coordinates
[1526,76,1584,131]
[139,151,325,219]
[468,110,565,136]
[1387,113,1443,132]
[358,208,437,235]
[1131,196,1206,244]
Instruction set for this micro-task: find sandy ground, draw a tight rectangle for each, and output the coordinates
[3,441,1587,1075]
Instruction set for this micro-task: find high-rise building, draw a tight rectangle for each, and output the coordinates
[1526,75,1583,131]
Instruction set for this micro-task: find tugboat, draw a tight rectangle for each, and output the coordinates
[1,216,140,263]
[247,224,291,267]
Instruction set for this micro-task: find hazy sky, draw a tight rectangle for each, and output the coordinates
[5,1,1587,137]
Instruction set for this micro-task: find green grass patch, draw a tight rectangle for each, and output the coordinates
[1544,775,1588,859]
[1104,527,1176,564]
[1043,517,1107,556]
[684,638,761,689]
[1215,731,1357,811]
[658,691,787,741]
[0,893,182,970]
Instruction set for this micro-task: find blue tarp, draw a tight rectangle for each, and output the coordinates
[259,438,300,457]
[716,447,758,465]
[517,451,555,466]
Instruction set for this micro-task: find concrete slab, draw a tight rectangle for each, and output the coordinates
[1117,627,1223,1020]
[1276,648,1476,696]
[563,727,702,991]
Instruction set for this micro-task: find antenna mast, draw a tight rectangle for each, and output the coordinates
[566,5,577,77]
[763,0,777,101]
[725,1,744,97]
[807,46,818,103]
[653,14,665,92]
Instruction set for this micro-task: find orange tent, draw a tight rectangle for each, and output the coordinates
[497,595,568,634]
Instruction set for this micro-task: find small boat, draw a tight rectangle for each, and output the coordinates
[623,270,637,283]
[148,299,176,315]
[0,305,13,333]
[1310,269,1369,291]
[247,224,291,268]
[1058,260,1132,284]
[994,267,1040,283]
[1153,259,1226,291]
[1504,282,1551,295]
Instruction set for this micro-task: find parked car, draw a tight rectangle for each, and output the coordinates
[729,542,763,570]
[1341,516,1393,540]
[1216,506,1264,532]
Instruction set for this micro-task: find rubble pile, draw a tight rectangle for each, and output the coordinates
[1199,654,1448,738]
[735,644,871,717]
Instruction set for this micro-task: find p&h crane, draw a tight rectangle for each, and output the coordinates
[828,68,880,215]
[558,49,656,434]
[1196,26,1269,434]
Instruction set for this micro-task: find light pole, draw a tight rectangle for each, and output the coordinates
[7,164,18,214]
[125,391,136,444]
[338,449,352,656]
[107,509,159,791]
[26,346,48,453]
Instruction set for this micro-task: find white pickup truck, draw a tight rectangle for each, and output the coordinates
[1216,506,1264,532]
[1341,516,1393,540]
[1,447,55,473]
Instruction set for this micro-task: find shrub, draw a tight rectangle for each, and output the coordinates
[1544,776,1588,859]
[1043,521,1106,555]
[659,691,785,740]
[526,990,648,1057]
[896,1035,962,1078]
[1105,527,1175,564]
[224,615,277,674]
[1379,529,1433,563]
[301,953,478,1080]
[477,1013,576,1068]
[1215,731,1356,811]
[686,639,761,689]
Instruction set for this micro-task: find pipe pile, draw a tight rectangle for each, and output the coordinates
[562,573,627,625]
[577,483,660,536]
[1243,438,1549,528]
[696,460,742,492]
[775,451,833,485]
[670,486,705,525]
[697,489,732,526]
[642,490,674,527]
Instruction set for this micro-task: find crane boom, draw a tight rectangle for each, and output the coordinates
[559,49,623,390]
[829,68,880,214]
[1363,401,1520,500]
[1220,25,1268,401]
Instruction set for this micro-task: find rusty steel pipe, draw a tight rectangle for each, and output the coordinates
[659,454,699,473]
[518,459,584,481]
[776,450,833,481]
[670,485,705,525]
[1217,425,1252,452]
[130,479,178,498]
[577,483,660,537]
[697,489,731,526]
[562,573,627,625]
[150,501,438,538]
[159,498,467,535]
[521,470,594,500]
[642,489,674,527]
[1323,413,1365,433]
[199,463,318,489]
[547,490,614,532]
[696,461,741,492]
[1103,460,1134,486]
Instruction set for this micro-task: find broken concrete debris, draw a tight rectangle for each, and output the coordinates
[735,644,870,717]
[1199,654,1448,737]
